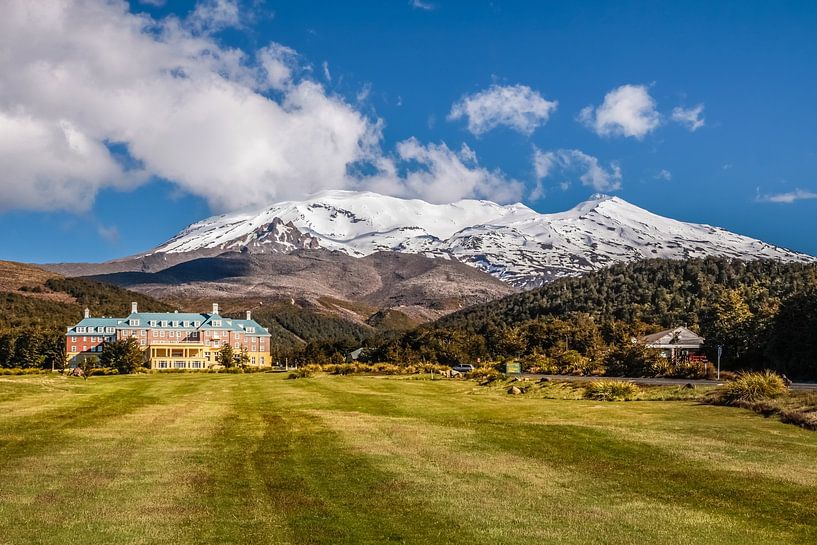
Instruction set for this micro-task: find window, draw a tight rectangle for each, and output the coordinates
[260,356,265,365]
[152,330,158,338]
[131,319,140,326]
[251,356,256,365]
[161,321,168,327]
[212,320,222,327]
[160,330,165,338]
[82,346,87,351]
[150,320,157,327]
[194,321,201,327]
[172,321,179,327]
[141,330,146,336]
[83,336,87,342]
[191,361,202,369]
[71,345,76,352]
[158,361,168,369]
[174,361,186,369]
[247,327,255,333]
[106,327,114,333]
[77,327,86,333]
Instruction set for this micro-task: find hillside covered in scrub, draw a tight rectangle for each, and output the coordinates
[0,261,173,368]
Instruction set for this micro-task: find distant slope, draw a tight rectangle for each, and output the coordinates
[140,190,815,287]
[84,250,515,324]
[0,260,173,332]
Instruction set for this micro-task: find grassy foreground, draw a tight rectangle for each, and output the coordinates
[1,374,816,545]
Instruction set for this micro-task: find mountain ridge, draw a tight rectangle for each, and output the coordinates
[142,190,815,287]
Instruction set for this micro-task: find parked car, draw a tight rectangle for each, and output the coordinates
[452,364,475,374]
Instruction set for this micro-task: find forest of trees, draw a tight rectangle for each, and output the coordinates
[357,258,817,379]
[3,258,817,379]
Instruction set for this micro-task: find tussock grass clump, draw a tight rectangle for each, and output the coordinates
[286,364,322,379]
[583,380,641,401]
[0,368,50,375]
[714,371,788,405]
[468,366,502,382]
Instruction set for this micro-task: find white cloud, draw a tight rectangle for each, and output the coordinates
[363,139,524,204]
[410,0,435,10]
[188,0,241,33]
[530,147,622,199]
[671,104,705,131]
[322,61,332,82]
[756,189,817,204]
[97,223,120,243]
[579,84,660,139]
[655,169,672,181]
[448,84,558,136]
[0,0,523,212]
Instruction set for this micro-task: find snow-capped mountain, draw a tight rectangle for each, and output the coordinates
[149,190,815,287]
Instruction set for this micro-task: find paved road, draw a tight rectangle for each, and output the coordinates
[522,374,817,391]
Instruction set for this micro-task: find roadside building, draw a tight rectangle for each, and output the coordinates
[65,303,271,369]
[639,326,707,364]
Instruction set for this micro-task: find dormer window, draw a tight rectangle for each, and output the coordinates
[77,327,86,333]
[212,320,222,327]
[172,321,179,327]
[161,321,168,327]
[193,321,201,327]
[131,319,140,326]
[247,327,255,333]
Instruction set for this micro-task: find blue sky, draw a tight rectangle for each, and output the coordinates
[0,0,815,263]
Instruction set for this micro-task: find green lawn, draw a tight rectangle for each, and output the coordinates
[1,374,816,545]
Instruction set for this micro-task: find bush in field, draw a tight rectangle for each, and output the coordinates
[286,364,322,379]
[468,366,502,382]
[583,380,641,401]
[713,371,788,405]
[88,367,119,376]
[0,367,48,375]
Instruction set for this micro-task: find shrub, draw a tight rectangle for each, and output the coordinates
[583,380,641,401]
[287,364,322,379]
[88,367,119,376]
[0,367,49,375]
[469,366,502,382]
[713,371,788,405]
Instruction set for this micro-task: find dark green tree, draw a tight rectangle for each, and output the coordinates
[218,343,235,368]
[100,338,144,374]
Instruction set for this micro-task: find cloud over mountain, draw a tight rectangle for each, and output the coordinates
[0,0,519,213]
[448,84,558,136]
[579,84,660,139]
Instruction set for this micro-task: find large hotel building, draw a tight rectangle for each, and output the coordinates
[65,303,271,369]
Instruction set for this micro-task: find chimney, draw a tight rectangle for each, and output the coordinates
[131,301,138,314]
[246,310,252,321]
[212,303,219,315]
[84,308,90,319]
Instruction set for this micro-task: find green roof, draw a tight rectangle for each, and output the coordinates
[68,312,269,336]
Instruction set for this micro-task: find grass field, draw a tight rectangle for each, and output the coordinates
[1,374,816,545]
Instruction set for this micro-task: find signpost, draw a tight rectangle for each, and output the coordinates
[717,345,723,381]
[504,361,521,376]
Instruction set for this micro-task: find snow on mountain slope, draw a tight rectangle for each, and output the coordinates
[150,190,815,287]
